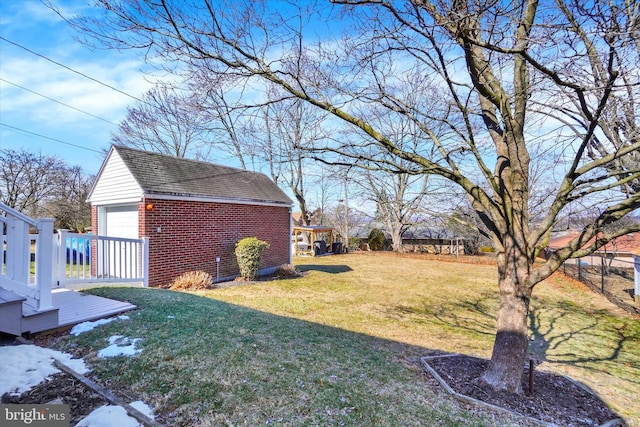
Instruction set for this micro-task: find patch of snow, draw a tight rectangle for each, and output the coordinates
[70,315,130,336]
[1,344,155,427]
[97,335,142,358]
[0,344,88,396]
[130,400,155,418]
[75,405,141,427]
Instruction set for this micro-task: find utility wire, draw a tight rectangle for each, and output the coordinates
[0,123,103,153]
[0,36,145,104]
[0,78,120,126]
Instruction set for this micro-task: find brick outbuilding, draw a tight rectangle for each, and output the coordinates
[87,145,293,287]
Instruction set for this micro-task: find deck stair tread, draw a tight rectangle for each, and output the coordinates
[0,288,27,304]
[21,303,59,317]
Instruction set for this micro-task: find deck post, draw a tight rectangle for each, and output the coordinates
[5,214,30,285]
[141,237,150,287]
[51,230,59,287]
[35,218,55,310]
[57,230,69,289]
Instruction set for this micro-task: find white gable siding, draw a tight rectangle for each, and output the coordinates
[88,149,144,205]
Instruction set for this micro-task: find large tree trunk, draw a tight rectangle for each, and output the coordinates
[389,226,404,252]
[482,242,532,393]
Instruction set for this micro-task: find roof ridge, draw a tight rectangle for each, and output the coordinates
[113,145,256,175]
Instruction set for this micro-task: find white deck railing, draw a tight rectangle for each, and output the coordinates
[2,202,149,312]
[56,230,149,288]
[1,203,55,311]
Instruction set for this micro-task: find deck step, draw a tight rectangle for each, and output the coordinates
[0,288,27,336]
[21,302,60,335]
[0,288,60,335]
[0,287,27,304]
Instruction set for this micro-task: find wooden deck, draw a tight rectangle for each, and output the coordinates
[2,287,138,335]
[51,288,137,329]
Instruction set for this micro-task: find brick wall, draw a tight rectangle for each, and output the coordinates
[140,198,291,287]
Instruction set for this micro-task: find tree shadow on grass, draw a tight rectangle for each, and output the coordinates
[386,291,639,388]
[60,287,474,426]
[527,300,640,386]
[69,287,631,425]
[296,264,353,274]
[384,291,497,338]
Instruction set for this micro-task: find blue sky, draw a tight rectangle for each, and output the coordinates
[0,0,156,175]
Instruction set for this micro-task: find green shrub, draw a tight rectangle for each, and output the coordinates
[348,237,361,251]
[368,228,386,251]
[235,237,270,280]
[169,270,214,290]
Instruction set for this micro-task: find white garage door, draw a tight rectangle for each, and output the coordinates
[105,205,138,238]
[99,205,139,279]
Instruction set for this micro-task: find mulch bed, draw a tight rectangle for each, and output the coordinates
[424,354,623,426]
[1,372,109,426]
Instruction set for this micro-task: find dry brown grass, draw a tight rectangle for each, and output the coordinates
[209,252,640,424]
[169,270,215,290]
[69,253,639,425]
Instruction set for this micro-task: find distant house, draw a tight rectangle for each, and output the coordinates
[401,227,468,255]
[291,209,323,227]
[544,230,640,272]
[546,230,640,258]
[355,223,469,254]
[87,146,293,287]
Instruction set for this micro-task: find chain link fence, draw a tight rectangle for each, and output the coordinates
[561,255,638,314]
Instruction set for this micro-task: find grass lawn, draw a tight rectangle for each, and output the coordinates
[62,253,639,426]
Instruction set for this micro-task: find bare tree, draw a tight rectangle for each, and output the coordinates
[43,166,93,232]
[63,0,640,393]
[355,169,429,252]
[247,88,331,226]
[0,149,93,229]
[348,100,441,252]
[189,72,252,169]
[308,164,342,226]
[0,149,62,216]
[112,83,212,159]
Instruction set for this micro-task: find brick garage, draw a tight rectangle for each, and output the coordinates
[88,146,292,287]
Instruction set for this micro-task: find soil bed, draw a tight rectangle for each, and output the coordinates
[425,354,622,426]
[1,372,109,426]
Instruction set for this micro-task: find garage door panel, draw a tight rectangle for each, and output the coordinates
[99,205,139,278]
[105,205,138,239]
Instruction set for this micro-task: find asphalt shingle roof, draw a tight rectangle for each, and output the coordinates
[114,146,292,206]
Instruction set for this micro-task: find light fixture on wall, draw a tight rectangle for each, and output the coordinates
[145,203,154,211]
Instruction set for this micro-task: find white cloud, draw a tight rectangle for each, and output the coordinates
[1,50,154,125]
[0,0,157,171]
